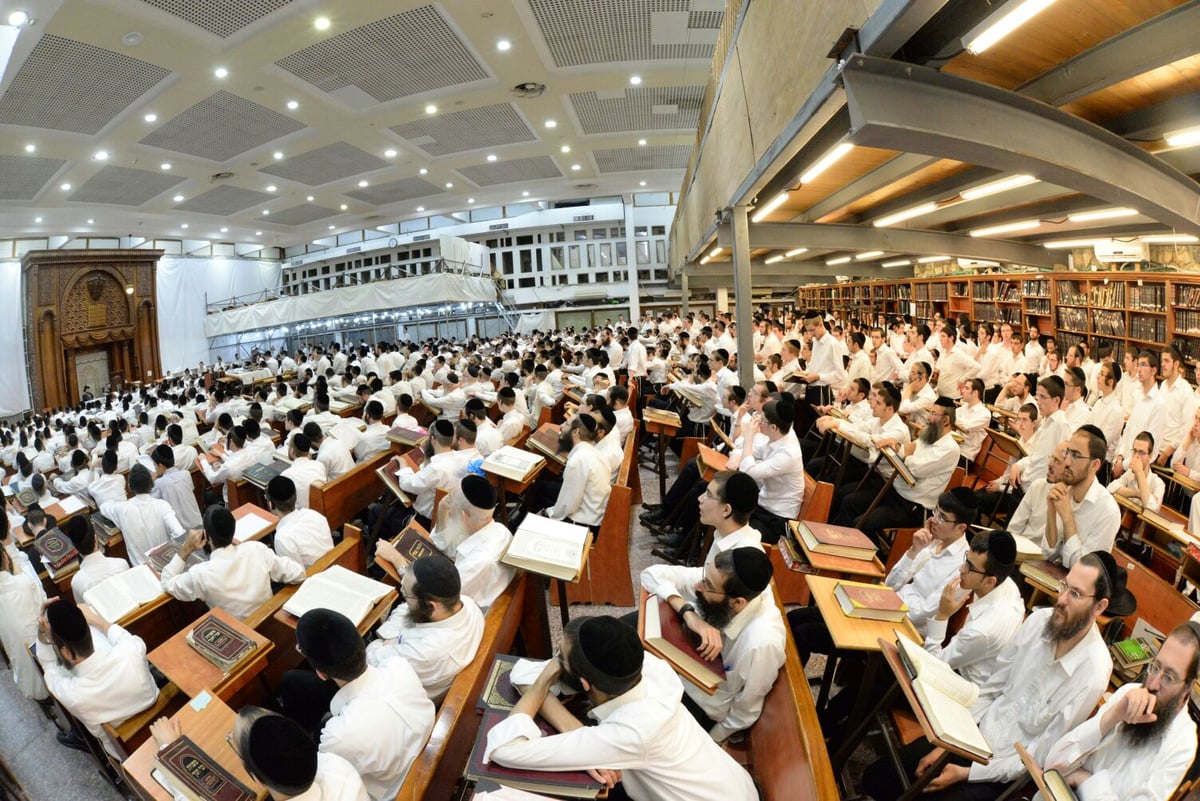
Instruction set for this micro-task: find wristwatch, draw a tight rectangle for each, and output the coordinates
[677,603,696,619]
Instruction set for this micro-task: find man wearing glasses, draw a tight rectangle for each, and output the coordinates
[862,551,1127,801]
[1107,430,1165,512]
[1038,621,1200,801]
[1112,350,1166,479]
[1044,426,1122,567]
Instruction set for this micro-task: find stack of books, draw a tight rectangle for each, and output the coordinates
[1110,636,1157,684]
[834,580,909,622]
[186,614,256,671]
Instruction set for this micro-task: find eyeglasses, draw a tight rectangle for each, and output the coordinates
[1146,661,1184,688]
[702,488,722,502]
[1132,448,1152,458]
[1056,579,1095,602]
[931,507,959,525]
[698,575,728,596]
[962,555,988,576]
[1063,449,1090,461]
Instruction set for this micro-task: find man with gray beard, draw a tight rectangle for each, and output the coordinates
[862,551,1127,801]
[1037,621,1200,801]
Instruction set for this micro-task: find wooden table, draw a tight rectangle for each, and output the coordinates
[123,691,267,801]
[272,588,398,636]
[642,411,681,498]
[482,460,546,518]
[805,574,920,720]
[231,503,279,544]
[148,608,273,701]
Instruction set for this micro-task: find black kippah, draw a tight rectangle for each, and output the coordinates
[46,600,88,643]
[151,444,174,466]
[730,547,772,594]
[934,396,957,409]
[411,554,461,598]
[433,419,454,438]
[63,515,91,549]
[296,608,361,671]
[461,474,497,509]
[246,716,318,793]
[464,398,485,414]
[205,505,235,541]
[576,413,597,434]
[267,475,296,503]
[722,472,759,515]
[458,418,477,434]
[577,617,642,693]
[948,486,979,511]
[987,530,1016,566]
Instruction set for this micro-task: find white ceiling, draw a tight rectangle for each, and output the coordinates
[0,0,716,248]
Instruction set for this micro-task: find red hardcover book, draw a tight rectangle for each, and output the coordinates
[385,427,427,448]
[35,529,79,570]
[464,708,606,798]
[833,580,909,622]
[637,590,725,693]
[186,614,255,671]
[152,736,255,801]
[795,520,876,561]
[525,424,566,467]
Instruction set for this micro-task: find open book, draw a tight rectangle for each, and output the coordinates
[483,446,545,483]
[637,591,725,693]
[282,565,392,626]
[501,514,591,581]
[84,564,165,623]
[895,633,991,760]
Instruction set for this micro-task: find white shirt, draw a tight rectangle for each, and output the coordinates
[151,466,203,530]
[71,552,131,602]
[956,400,991,460]
[99,495,184,568]
[807,330,847,388]
[282,456,328,510]
[704,524,763,566]
[547,441,611,527]
[1010,477,1053,549]
[368,597,484,700]
[160,541,305,620]
[275,508,336,568]
[420,387,466,420]
[320,661,435,801]
[1087,393,1125,463]
[1106,468,1165,512]
[738,434,804,518]
[88,472,128,507]
[1047,476,1121,567]
[485,654,758,801]
[317,436,357,481]
[1041,681,1197,801]
[670,380,720,425]
[473,421,503,457]
[1159,376,1199,452]
[497,409,527,444]
[354,423,391,462]
[840,412,912,476]
[289,751,370,801]
[899,383,937,428]
[895,432,961,510]
[1119,384,1165,462]
[452,521,516,610]
[934,346,978,399]
[0,556,47,700]
[885,535,970,636]
[922,577,1025,685]
[397,451,459,521]
[968,608,1112,784]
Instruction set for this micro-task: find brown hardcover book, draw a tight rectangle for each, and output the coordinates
[696,444,729,478]
[186,614,256,671]
[34,528,79,570]
[833,580,909,622]
[375,520,443,583]
[376,455,420,505]
[637,591,725,693]
[153,735,256,801]
[90,512,121,544]
[386,427,427,448]
[1020,559,1067,594]
[642,407,682,428]
[794,520,876,561]
[525,423,566,467]
[477,653,521,712]
[464,708,605,798]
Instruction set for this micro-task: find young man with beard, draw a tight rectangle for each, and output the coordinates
[861,551,1128,801]
[393,419,459,530]
[485,616,758,801]
[639,547,785,743]
[1044,425,1121,567]
[1038,621,1200,801]
[1007,441,1070,550]
[365,554,483,702]
[540,414,610,536]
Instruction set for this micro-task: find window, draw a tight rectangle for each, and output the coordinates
[518,277,535,288]
[652,225,666,235]
[634,226,648,237]
[550,246,565,270]
[574,230,588,241]
[636,241,651,265]
[655,241,666,262]
[593,228,607,240]
[568,245,581,269]
[599,243,612,267]
[516,234,534,246]
[596,272,609,283]
[610,227,622,238]
[615,242,628,266]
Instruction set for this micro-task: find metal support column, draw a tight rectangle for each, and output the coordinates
[680,272,689,318]
[624,198,640,325]
[731,205,754,388]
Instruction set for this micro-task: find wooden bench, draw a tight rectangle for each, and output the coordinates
[396,570,550,801]
[310,450,393,534]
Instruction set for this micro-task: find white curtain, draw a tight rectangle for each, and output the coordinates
[156,257,281,373]
[515,310,556,335]
[0,261,32,416]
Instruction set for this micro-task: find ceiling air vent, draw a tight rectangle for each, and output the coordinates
[412,234,431,242]
[209,171,236,182]
[512,81,547,98]
[573,215,595,223]
[488,223,510,231]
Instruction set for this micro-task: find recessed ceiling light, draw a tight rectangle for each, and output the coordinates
[571,164,581,171]
[94,150,108,161]
[8,10,29,25]
[425,104,437,115]
[255,231,262,236]
[314,16,330,30]
[358,180,369,187]
[417,206,425,212]
[544,119,557,129]
[419,168,428,175]
[220,227,228,233]
[173,194,183,202]
[262,209,270,215]
[307,195,315,202]
[286,100,299,110]
[496,39,511,51]
[23,143,34,153]
[560,145,570,153]
[445,182,453,188]
[339,203,347,210]
[384,149,397,158]
[467,197,475,203]
[34,216,42,223]
[160,162,171,170]
[87,218,94,224]
[143,112,157,123]
[214,67,228,79]
[122,31,142,46]
[640,181,647,186]
[522,191,529,197]
[629,75,642,85]
[60,183,71,191]
[273,151,284,160]
[486,154,497,162]
[181,223,189,229]
[266,185,277,192]
[328,225,335,230]
[638,138,647,146]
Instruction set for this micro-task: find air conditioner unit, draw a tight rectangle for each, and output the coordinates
[1093,238,1147,263]
[956,258,1000,269]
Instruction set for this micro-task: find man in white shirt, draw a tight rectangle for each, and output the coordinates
[160,505,306,620]
[1107,430,1165,512]
[485,616,758,801]
[933,322,978,401]
[353,401,390,462]
[100,464,184,567]
[1087,360,1125,463]
[495,387,527,446]
[1113,350,1166,478]
[366,554,484,701]
[898,360,937,428]
[862,551,1124,801]
[393,420,460,529]
[282,433,329,510]
[1022,324,1046,373]
[542,414,611,534]
[282,609,435,801]
[1040,621,1200,801]
[869,327,904,383]
[148,444,202,530]
[1044,426,1122,567]
[308,423,355,482]
[726,398,804,544]
[421,373,466,421]
[796,309,847,409]
[64,515,130,602]
[267,475,335,569]
[956,378,991,462]
[463,398,502,457]
[1156,345,1199,466]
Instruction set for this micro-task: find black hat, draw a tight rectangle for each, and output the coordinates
[461,474,497,510]
[267,475,296,504]
[986,530,1016,567]
[296,608,363,672]
[576,616,643,694]
[934,396,957,410]
[245,716,318,794]
[45,600,88,644]
[1091,551,1137,617]
[948,486,979,511]
[730,547,773,594]
[411,554,461,599]
[464,398,486,414]
[457,418,477,434]
[722,472,759,515]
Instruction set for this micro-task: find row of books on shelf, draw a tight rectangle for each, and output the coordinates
[1057,307,1087,332]
[1176,310,1200,336]
[1057,281,1088,306]
[1129,283,1166,312]
[1092,310,1126,337]
[1129,315,1167,342]
[1025,298,1051,314]
[1022,279,1050,298]
[1178,286,1200,307]
[1090,282,1125,307]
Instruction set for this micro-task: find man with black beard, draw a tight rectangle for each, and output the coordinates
[1038,621,1200,801]
[392,419,460,530]
[862,551,1127,801]
[365,554,483,702]
[640,547,785,743]
[530,414,610,536]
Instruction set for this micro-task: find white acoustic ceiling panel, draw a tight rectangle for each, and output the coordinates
[276,6,489,104]
[457,156,562,187]
[140,91,306,162]
[176,185,273,215]
[389,103,536,156]
[137,0,295,38]
[0,35,171,134]
[346,176,443,206]
[593,144,691,173]
[268,204,338,225]
[68,166,186,206]
[0,155,67,200]
[570,85,703,134]
[528,0,719,67]
[260,142,389,186]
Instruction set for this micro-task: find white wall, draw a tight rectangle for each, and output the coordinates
[0,261,32,416]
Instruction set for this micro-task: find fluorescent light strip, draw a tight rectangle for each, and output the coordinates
[855,250,884,260]
[965,0,1057,55]
[826,256,851,265]
[699,256,711,265]
[960,174,1037,201]
[1067,207,1138,223]
[1140,234,1199,244]
[1164,125,1200,148]
[1042,238,1096,249]
[751,191,790,223]
[708,246,722,257]
[970,219,1040,237]
[800,142,854,184]
[917,256,947,263]
[873,202,939,228]
[765,254,785,264]
[881,259,911,268]
[785,248,808,257]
